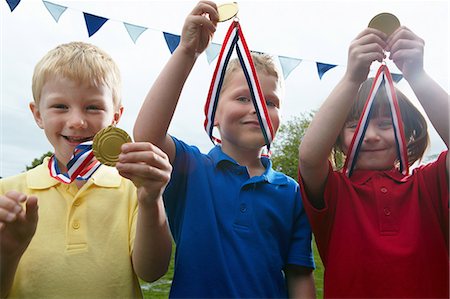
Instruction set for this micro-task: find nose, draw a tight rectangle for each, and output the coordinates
[67,111,87,129]
[363,122,380,143]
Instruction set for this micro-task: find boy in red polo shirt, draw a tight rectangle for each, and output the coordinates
[298,26,449,298]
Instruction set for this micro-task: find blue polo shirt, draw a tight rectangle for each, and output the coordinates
[164,137,314,298]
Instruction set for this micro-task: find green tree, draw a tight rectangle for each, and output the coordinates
[271,112,314,179]
[26,151,53,171]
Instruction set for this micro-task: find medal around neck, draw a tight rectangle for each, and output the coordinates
[368,12,400,36]
[217,2,239,22]
[92,126,132,166]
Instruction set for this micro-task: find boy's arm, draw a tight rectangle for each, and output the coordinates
[133,1,218,163]
[117,142,173,282]
[0,192,38,298]
[285,265,316,299]
[298,28,387,207]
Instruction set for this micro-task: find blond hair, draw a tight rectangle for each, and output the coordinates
[32,41,121,107]
[220,53,284,96]
[333,77,429,169]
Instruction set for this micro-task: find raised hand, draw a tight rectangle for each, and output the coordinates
[345,28,387,85]
[386,26,425,81]
[116,142,172,205]
[179,1,219,57]
[0,191,38,258]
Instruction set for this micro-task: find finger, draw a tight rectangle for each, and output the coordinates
[388,38,424,55]
[118,161,171,182]
[191,1,218,19]
[0,195,23,214]
[117,153,172,176]
[356,27,388,43]
[0,208,18,223]
[5,190,27,203]
[121,142,170,162]
[188,15,217,34]
[25,196,39,223]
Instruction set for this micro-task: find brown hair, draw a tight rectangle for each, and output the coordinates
[32,41,121,108]
[333,77,429,169]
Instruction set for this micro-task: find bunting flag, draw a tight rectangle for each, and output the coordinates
[6,1,405,81]
[206,42,221,64]
[163,32,181,54]
[279,56,302,79]
[391,73,403,83]
[83,12,109,37]
[342,64,409,177]
[204,21,274,151]
[42,0,66,22]
[48,141,101,184]
[124,22,147,44]
[6,0,20,12]
[317,62,337,79]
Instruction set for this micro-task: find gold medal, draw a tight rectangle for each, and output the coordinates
[368,12,400,36]
[217,2,239,22]
[92,126,132,166]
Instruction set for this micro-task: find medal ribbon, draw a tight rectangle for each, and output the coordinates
[204,20,274,150]
[48,141,101,184]
[343,64,409,177]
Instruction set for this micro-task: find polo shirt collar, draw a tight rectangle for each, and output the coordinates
[208,145,288,186]
[27,157,122,189]
[350,168,407,185]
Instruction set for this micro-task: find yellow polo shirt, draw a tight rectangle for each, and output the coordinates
[0,158,142,298]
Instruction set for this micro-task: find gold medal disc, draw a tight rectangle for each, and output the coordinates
[92,126,132,166]
[368,12,400,36]
[217,2,239,22]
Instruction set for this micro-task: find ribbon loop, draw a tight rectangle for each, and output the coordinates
[342,65,409,177]
[204,21,274,151]
[48,141,101,183]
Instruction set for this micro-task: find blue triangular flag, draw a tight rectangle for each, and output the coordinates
[123,22,147,44]
[6,0,20,12]
[83,12,108,37]
[391,73,403,83]
[278,56,302,79]
[163,32,180,54]
[205,43,221,64]
[316,62,337,79]
[42,1,67,22]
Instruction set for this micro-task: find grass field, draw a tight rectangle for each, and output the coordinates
[141,241,324,299]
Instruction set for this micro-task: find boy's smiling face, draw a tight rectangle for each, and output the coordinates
[30,76,122,170]
[214,70,281,152]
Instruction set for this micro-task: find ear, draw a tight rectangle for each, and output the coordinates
[29,102,44,129]
[112,106,124,125]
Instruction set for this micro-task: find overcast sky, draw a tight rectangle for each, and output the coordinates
[1,0,449,178]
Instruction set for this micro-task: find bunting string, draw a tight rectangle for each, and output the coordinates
[204,20,274,151]
[48,141,101,183]
[5,0,404,82]
[342,64,409,177]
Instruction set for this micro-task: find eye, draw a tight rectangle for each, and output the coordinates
[236,96,250,103]
[345,121,358,129]
[378,119,393,129]
[52,104,68,110]
[86,105,101,111]
[265,100,278,108]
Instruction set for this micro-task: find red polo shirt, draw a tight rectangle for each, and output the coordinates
[300,151,449,298]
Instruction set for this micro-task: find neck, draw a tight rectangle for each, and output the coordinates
[221,143,266,177]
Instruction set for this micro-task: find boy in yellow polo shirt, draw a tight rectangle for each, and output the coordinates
[0,42,172,298]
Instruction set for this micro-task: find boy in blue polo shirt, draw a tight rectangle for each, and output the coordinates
[134,1,315,298]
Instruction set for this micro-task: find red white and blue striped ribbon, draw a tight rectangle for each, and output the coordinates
[204,20,274,150]
[343,64,409,177]
[48,141,101,183]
